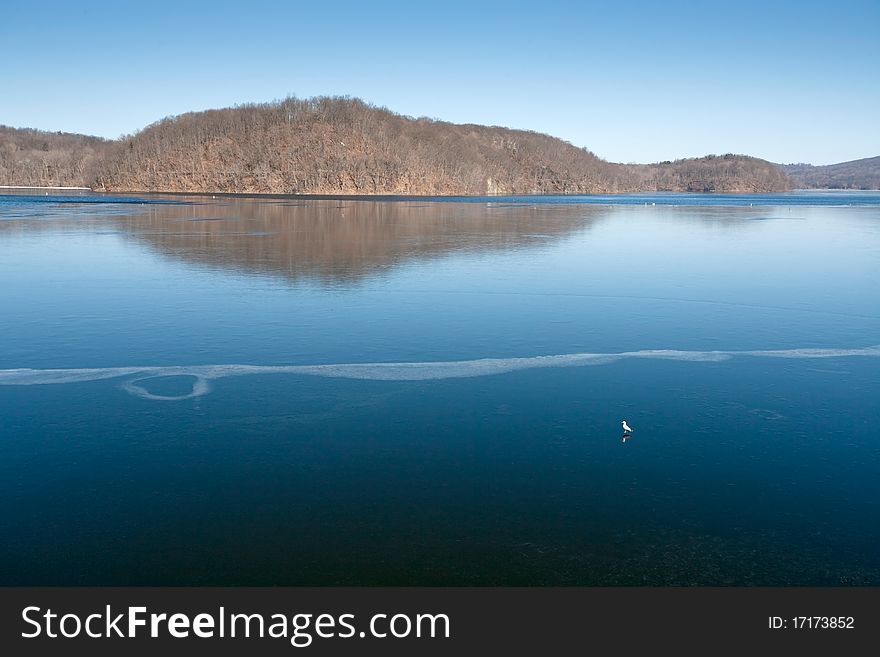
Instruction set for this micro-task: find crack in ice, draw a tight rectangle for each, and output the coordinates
[0,345,877,401]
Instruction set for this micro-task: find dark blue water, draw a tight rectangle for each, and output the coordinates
[1,192,878,584]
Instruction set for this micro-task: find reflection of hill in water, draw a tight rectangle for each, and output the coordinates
[118,199,602,283]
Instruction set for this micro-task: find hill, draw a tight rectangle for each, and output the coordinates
[3,96,790,194]
[780,156,880,190]
[0,126,111,188]
[627,155,790,194]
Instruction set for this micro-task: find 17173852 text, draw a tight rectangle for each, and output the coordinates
[769,617,854,630]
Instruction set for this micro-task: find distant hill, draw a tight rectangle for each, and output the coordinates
[627,155,789,194]
[780,156,880,190]
[0,126,111,187]
[2,96,790,194]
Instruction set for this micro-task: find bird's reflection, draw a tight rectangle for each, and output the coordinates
[621,419,633,443]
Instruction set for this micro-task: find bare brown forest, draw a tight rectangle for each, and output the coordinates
[2,96,795,194]
[781,156,880,190]
[0,126,110,187]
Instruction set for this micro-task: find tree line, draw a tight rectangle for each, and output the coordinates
[2,97,793,194]
[781,157,880,190]
[0,126,110,187]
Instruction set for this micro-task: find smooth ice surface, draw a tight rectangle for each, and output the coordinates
[1,191,878,585]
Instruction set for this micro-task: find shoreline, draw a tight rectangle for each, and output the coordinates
[0,185,91,190]
[3,187,880,202]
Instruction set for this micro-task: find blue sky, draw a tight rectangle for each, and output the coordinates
[2,0,877,164]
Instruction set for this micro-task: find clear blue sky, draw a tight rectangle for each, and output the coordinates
[2,0,877,164]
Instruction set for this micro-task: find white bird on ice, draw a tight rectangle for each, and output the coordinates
[621,420,633,434]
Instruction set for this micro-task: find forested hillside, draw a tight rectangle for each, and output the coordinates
[781,156,880,189]
[2,96,791,194]
[0,126,110,188]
